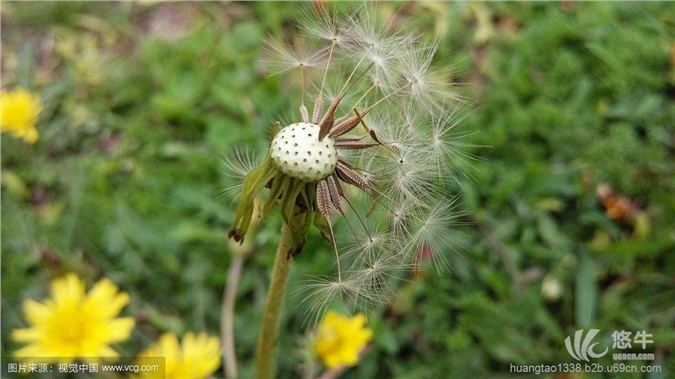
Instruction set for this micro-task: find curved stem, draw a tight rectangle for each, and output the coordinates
[255,223,295,379]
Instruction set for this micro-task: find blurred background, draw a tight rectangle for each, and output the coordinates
[2,2,674,378]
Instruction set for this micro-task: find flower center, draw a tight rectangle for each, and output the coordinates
[45,303,91,353]
[315,326,340,354]
[270,122,338,182]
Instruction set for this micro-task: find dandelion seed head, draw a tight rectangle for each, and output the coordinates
[230,4,473,312]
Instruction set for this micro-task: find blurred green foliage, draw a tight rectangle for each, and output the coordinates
[2,2,674,378]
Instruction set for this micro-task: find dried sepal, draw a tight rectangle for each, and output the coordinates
[312,95,324,124]
[334,140,378,150]
[317,179,332,216]
[300,105,309,123]
[335,159,371,189]
[326,174,344,214]
[318,94,343,140]
[329,115,361,138]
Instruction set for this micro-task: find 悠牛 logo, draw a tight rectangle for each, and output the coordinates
[565,329,608,361]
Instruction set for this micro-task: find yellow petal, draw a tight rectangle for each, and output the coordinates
[182,333,221,377]
[11,328,41,342]
[50,273,86,306]
[102,317,135,342]
[22,299,53,324]
[84,278,129,319]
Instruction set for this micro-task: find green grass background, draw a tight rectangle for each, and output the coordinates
[2,2,674,378]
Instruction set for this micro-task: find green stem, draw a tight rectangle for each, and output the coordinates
[255,223,294,379]
[222,255,243,379]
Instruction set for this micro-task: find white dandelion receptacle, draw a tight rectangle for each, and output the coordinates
[270,123,338,183]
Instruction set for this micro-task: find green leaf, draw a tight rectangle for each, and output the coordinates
[576,249,598,328]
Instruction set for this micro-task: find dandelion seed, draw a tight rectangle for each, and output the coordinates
[296,276,363,326]
[428,105,482,181]
[405,200,463,270]
[399,41,460,112]
[345,251,410,310]
[340,217,391,260]
[11,273,134,363]
[300,7,349,47]
[342,6,414,92]
[262,38,327,77]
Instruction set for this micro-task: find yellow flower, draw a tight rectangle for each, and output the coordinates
[1,87,43,143]
[314,311,373,369]
[137,332,221,379]
[12,273,134,363]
